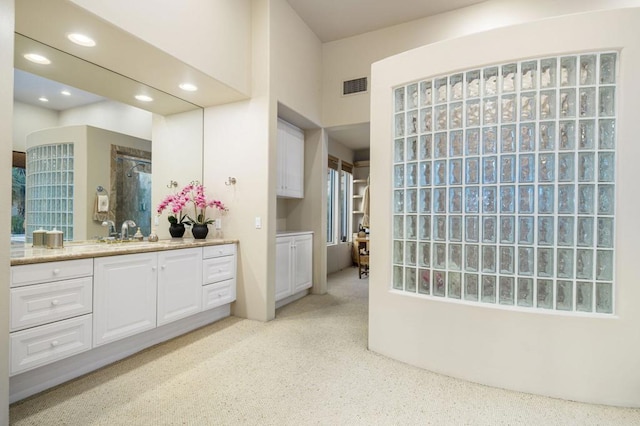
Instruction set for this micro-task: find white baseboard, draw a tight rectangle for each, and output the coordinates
[275,289,308,309]
[10,305,230,403]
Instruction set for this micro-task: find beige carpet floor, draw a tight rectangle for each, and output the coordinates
[10,268,640,425]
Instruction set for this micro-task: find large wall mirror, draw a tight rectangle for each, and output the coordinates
[12,33,204,244]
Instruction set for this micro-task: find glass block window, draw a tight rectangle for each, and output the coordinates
[25,143,75,241]
[391,52,616,314]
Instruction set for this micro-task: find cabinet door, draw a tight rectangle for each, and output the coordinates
[157,248,202,326]
[284,125,305,198]
[276,120,288,196]
[93,253,157,346]
[275,237,293,301]
[292,234,313,293]
[277,119,304,198]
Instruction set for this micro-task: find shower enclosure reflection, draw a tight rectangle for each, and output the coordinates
[115,151,152,237]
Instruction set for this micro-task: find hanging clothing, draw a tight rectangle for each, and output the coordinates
[362,176,370,228]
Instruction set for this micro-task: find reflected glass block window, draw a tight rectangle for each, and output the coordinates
[25,143,75,241]
[392,52,616,314]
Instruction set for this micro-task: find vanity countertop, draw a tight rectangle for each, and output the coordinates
[11,238,239,266]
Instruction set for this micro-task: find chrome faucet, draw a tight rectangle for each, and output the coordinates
[121,220,137,240]
[101,220,117,238]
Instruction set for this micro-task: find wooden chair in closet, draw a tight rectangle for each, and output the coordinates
[356,237,369,279]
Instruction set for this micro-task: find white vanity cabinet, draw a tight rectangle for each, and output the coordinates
[10,259,94,375]
[202,244,237,310]
[93,253,158,346]
[277,118,304,198]
[275,232,313,303]
[157,247,203,326]
[10,242,238,403]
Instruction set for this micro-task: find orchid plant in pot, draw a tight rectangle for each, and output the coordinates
[158,182,227,239]
[184,182,227,239]
[156,186,191,238]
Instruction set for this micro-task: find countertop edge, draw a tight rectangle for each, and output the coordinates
[11,239,239,266]
[276,231,314,237]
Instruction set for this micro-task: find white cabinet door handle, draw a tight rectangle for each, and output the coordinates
[152,266,157,271]
[51,299,59,306]
[161,265,166,270]
[51,340,59,347]
[52,269,60,275]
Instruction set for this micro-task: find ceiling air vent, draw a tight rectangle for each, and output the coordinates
[343,77,368,96]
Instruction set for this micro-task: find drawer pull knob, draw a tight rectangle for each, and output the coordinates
[161,265,166,270]
[51,299,59,306]
[152,266,157,271]
[52,269,60,275]
[51,340,59,347]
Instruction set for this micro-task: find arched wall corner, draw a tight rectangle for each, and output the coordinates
[369,6,640,407]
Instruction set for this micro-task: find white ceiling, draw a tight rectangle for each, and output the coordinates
[14,69,105,111]
[286,0,488,42]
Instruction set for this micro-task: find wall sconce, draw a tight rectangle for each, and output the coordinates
[167,180,178,188]
[225,177,237,186]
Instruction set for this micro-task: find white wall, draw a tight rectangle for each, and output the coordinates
[370,7,640,407]
[152,109,203,240]
[328,138,354,163]
[327,244,352,274]
[13,101,58,151]
[13,100,152,152]
[0,0,13,421]
[202,0,274,322]
[271,0,323,125]
[69,0,251,95]
[59,100,152,141]
[323,0,640,128]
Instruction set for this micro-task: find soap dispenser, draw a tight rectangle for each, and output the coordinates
[148,227,159,242]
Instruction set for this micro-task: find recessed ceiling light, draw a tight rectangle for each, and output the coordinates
[38,97,49,102]
[68,33,96,47]
[179,83,198,92]
[135,94,153,102]
[24,53,51,65]
[61,90,71,96]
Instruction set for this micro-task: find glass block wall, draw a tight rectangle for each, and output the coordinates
[25,143,75,241]
[391,52,616,314]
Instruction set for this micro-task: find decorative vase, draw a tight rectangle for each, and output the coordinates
[191,224,209,239]
[169,223,186,238]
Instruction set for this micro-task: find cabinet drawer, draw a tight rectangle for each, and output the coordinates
[11,259,93,288]
[203,256,235,284]
[10,314,92,375]
[203,244,236,259]
[11,277,93,332]
[202,279,236,311]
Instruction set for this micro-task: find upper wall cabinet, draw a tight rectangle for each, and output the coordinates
[277,118,304,198]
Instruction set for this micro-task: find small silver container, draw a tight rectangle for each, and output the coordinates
[46,229,64,249]
[32,229,47,247]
